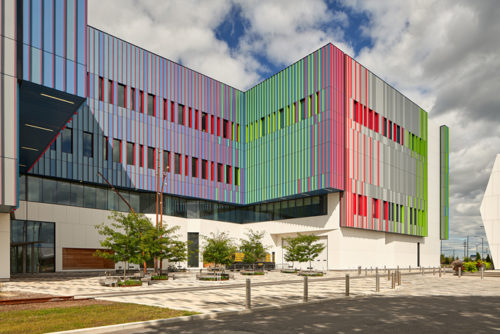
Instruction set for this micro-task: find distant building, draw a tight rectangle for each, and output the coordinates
[0,1,449,280]
[481,154,500,268]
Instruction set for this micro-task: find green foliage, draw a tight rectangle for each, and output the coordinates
[485,254,493,264]
[117,279,142,286]
[202,232,237,268]
[150,225,188,272]
[475,252,481,261]
[440,254,454,265]
[151,275,168,280]
[283,234,325,269]
[464,256,471,262]
[95,212,155,279]
[463,262,478,272]
[239,230,269,267]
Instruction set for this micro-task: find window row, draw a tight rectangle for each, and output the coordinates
[94,75,240,141]
[246,91,321,143]
[353,194,423,225]
[19,175,327,223]
[353,100,410,147]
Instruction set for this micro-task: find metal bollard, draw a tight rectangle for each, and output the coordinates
[397,271,401,286]
[481,265,484,280]
[246,279,251,309]
[376,267,378,276]
[391,273,395,289]
[439,266,442,277]
[303,276,308,302]
[397,265,400,273]
[371,266,373,274]
[365,268,368,276]
[384,265,386,273]
[388,269,391,281]
[409,265,411,272]
[345,274,350,296]
[376,272,380,292]
[421,267,424,276]
[433,267,435,276]
[458,267,462,278]
[358,266,361,275]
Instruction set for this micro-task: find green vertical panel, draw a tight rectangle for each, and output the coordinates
[440,125,450,240]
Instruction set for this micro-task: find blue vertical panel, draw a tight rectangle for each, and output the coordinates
[43,0,54,53]
[23,0,30,44]
[76,0,86,65]
[66,0,75,61]
[55,55,64,91]
[54,0,64,57]
[66,59,75,94]
[31,0,42,49]
[43,51,52,86]
[77,64,85,96]
[31,47,41,84]
[23,45,30,81]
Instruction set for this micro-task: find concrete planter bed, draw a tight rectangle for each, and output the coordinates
[117,279,143,287]
[196,273,232,281]
[298,271,324,277]
[240,271,265,275]
[280,269,299,274]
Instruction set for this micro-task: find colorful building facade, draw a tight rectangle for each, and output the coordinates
[1,1,449,279]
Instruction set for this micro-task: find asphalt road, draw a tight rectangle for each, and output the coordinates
[109,295,500,334]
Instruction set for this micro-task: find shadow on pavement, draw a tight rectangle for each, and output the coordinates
[121,295,500,334]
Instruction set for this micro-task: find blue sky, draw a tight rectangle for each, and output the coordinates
[89,0,500,259]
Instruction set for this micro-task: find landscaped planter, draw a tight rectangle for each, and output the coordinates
[197,273,230,281]
[151,275,168,280]
[298,271,324,277]
[240,271,265,275]
[280,269,299,274]
[117,279,143,287]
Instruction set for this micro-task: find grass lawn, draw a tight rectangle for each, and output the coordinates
[0,302,197,334]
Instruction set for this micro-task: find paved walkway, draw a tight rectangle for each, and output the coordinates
[6,269,497,314]
[109,294,500,334]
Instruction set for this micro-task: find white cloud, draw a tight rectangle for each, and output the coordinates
[88,0,260,89]
[342,0,500,255]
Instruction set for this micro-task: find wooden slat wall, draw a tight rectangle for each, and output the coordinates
[62,248,114,270]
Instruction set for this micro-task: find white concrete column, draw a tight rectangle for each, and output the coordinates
[0,213,10,280]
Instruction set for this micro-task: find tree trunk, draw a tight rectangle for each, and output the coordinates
[123,261,127,281]
[143,261,147,275]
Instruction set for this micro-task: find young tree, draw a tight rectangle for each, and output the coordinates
[202,232,237,269]
[283,234,325,271]
[153,224,188,275]
[95,211,155,280]
[239,230,269,271]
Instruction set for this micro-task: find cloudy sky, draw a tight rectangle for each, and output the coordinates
[89,0,500,257]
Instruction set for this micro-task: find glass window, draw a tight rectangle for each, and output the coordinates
[195,110,199,130]
[188,107,192,128]
[140,90,144,113]
[127,142,134,165]
[61,128,72,153]
[108,80,113,104]
[98,77,103,101]
[56,180,70,205]
[103,136,108,161]
[42,178,57,204]
[139,145,144,167]
[175,153,181,174]
[177,104,184,125]
[96,187,108,210]
[202,112,207,132]
[279,109,284,129]
[185,156,189,175]
[261,117,265,137]
[170,101,175,122]
[217,163,223,182]
[210,115,215,134]
[131,87,135,110]
[83,131,93,158]
[235,167,240,186]
[192,157,198,177]
[70,183,83,207]
[148,147,155,169]
[223,119,228,138]
[226,165,231,184]
[164,150,170,172]
[147,94,155,116]
[83,185,96,208]
[201,159,207,179]
[187,232,199,268]
[217,117,221,136]
[19,175,26,201]
[27,176,42,202]
[210,162,215,181]
[300,98,306,120]
[163,99,168,120]
[118,83,126,108]
[112,139,121,163]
